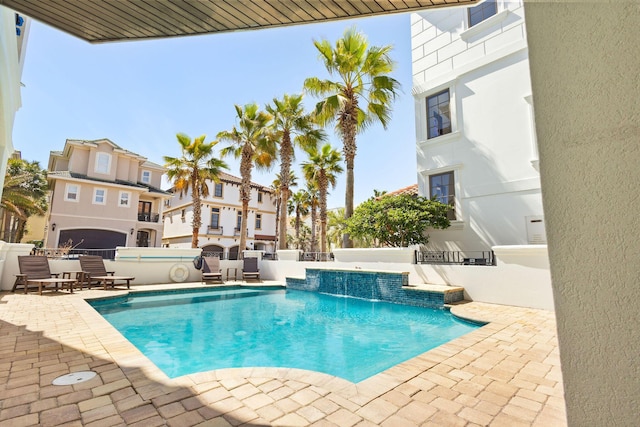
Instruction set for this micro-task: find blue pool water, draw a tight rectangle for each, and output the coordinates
[89,287,481,382]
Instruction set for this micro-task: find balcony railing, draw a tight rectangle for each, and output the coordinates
[207,226,223,235]
[138,212,160,223]
[300,252,334,262]
[233,228,250,237]
[35,248,116,260]
[415,250,495,266]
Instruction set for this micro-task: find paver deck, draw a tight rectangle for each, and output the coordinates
[0,282,566,426]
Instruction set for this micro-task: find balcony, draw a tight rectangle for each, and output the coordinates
[207,226,223,235]
[234,227,250,237]
[138,212,160,223]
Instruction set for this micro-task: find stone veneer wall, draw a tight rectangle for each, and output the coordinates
[286,269,462,308]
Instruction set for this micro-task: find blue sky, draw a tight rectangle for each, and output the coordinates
[13,13,417,209]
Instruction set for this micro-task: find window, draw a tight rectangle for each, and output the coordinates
[255,213,262,230]
[210,208,220,229]
[95,152,111,174]
[257,192,263,203]
[236,211,242,231]
[141,170,151,184]
[468,0,497,27]
[181,209,186,222]
[214,182,223,197]
[93,188,107,205]
[119,191,130,207]
[429,171,456,220]
[65,184,79,202]
[427,90,452,139]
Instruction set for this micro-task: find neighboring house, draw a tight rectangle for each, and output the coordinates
[162,172,277,259]
[45,139,170,250]
[411,0,545,250]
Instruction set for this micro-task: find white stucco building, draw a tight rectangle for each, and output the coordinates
[412,0,545,250]
[162,172,277,259]
[0,8,28,191]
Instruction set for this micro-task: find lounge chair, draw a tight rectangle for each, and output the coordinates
[13,256,76,295]
[242,257,260,282]
[79,255,134,290]
[202,256,223,283]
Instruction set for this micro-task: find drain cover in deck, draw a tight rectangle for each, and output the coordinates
[52,371,97,385]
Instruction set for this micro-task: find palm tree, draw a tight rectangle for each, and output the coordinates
[304,27,400,248]
[306,181,320,253]
[326,207,346,251]
[302,144,343,254]
[266,93,325,250]
[1,158,48,242]
[271,171,298,250]
[164,134,228,248]
[218,103,276,256]
[288,189,310,250]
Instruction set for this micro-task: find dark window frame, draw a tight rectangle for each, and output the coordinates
[429,171,456,220]
[210,207,220,229]
[427,89,452,139]
[468,0,497,28]
[214,182,223,198]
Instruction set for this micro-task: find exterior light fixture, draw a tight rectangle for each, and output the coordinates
[130,228,135,235]
[51,223,56,231]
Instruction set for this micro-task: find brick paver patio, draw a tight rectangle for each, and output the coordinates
[0,284,566,426]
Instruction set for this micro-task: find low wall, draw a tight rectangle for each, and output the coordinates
[260,245,554,311]
[0,243,554,311]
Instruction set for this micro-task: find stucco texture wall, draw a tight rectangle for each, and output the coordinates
[525,2,639,426]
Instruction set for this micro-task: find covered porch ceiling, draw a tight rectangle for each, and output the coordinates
[1,0,478,43]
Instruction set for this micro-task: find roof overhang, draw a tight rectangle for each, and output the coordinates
[1,0,479,44]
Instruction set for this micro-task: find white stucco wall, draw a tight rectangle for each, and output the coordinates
[261,245,554,310]
[525,2,639,426]
[0,7,21,193]
[412,1,545,250]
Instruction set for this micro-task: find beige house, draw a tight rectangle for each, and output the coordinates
[45,139,170,252]
[162,172,277,259]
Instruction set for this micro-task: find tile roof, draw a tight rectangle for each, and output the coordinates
[381,184,419,198]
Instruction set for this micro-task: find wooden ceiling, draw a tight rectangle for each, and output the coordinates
[1,0,478,43]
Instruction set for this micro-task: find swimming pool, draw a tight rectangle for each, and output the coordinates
[89,287,481,382]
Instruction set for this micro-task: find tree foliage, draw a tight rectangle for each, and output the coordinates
[163,134,228,248]
[345,194,450,247]
[1,158,48,242]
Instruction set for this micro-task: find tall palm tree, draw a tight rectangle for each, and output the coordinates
[301,144,343,254]
[266,93,325,250]
[164,134,228,248]
[304,27,400,248]
[271,171,298,250]
[288,189,310,250]
[1,158,48,242]
[218,103,276,256]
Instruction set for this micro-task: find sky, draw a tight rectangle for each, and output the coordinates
[13,13,418,210]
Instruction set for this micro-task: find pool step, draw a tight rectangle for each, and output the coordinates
[402,283,465,305]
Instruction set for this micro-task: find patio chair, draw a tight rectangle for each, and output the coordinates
[13,256,76,295]
[202,256,223,283]
[79,255,134,290]
[242,257,260,282]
